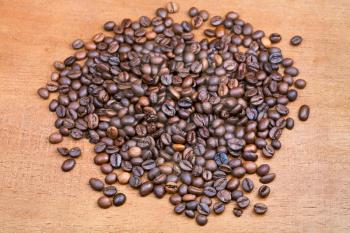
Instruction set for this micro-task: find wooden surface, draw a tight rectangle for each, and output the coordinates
[0,0,349,232]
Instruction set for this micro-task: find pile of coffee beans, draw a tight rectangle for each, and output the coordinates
[37,2,310,226]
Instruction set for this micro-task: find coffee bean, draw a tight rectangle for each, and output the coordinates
[269,33,281,43]
[169,194,182,205]
[185,210,195,218]
[231,190,243,201]
[49,132,63,144]
[103,186,117,197]
[68,147,81,158]
[217,189,231,203]
[105,173,117,185]
[97,196,112,209]
[188,7,199,17]
[258,185,270,198]
[196,214,208,226]
[57,147,69,156]
[113,193,126,206]
[72,39,84,49]
[139,181,154,196]
[128,146,142,157]
[129,175,142,188]
[259,173,276,184]
[294,79,306,89]
[233,207,242,217]
[254,203,268,214]
[118,172,130,185]
[89,178,104,191]
[241,178,254,192]
[174,203,186,214]
[154,185,166,198]
[166,2,179,13]
[236,196,250,209]
[257,164,270,176]
[213,201,225,214]
[37,87,49,99]
[61,158,75,172]
[298,105,310,121]
[290,35,303,46]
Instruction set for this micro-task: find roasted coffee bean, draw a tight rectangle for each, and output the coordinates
[231,190,243,201]
[174,203,186,214]
[236,196,250,209]
[68,147,81,158]
[154,185,166,198]
[213,201,225,214]
[257,164,270,176]
[139,181,154,196]
[49,132,63,144]
[298,105,310,121]
[295,79,306,89]
[185,210,195,218]
[241,178,254,192]
[169,194,182,205]
[197,202,210,216]
[97,196,112,209]
[254,203,268,214]
[166,2,179,13]
[258,185,270,198]
[290,35,302,46]
[89,178,104,191]
[72,39,84,49]
[103,186,117,197]
[37,87,49,99]
[57,147,69,156]
[269,33,281,43]
[113,193,126,206]
[196,214,208,226]
[233,207,242,217]
[217,189,231,203]
[61,158,75,172]
[188,7,199,17]
[129,175,142,188]
[259,173,276,184]
[105,173,117,185]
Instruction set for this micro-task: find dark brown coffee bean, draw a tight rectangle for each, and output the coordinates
[298,105,310,121]
[97,196,112,209]
[185,210,195,218]
[68,147,81,158]
[233,207,242,217]
[260,173,276,184]
[197,202,210,216]
[113,193,126,206]
[57,147,69,156]
[269,33,281,43]
[169,194,182,205]
[103,186,117,197]
[49,132,63,144]
[213,201,225,214]
[217,189,231,203]
[286,117,294,129]
[105,173,117,185]
[290,35,302,46]
[154,185,165,198]
[294,79,306,89]
[72,39,84,49]
[241,178,254,192]
[139,181,154,196]
[196,214,208,226]
[174,203,186,214]
[257,164,270,177]
[231,190,243,201]
[37,87,49,99]
[188,7,198,17]
[166,2,179,13]
[236,196,250,209]
[89,178,104,191]
[254,203,268,214]
[258,185,270,198]
[61,158,75,172]
[210,16,223,26]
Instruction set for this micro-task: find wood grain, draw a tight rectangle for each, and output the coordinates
[0,0,349,232]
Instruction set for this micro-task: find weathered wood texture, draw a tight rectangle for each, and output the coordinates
[0,0,349,232]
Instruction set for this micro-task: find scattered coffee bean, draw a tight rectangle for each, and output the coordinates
[295,79,307,89]
[113,193,126,206]
[57,147,69,156]
[258,185,270,198]
[233,207,242,217]
[269,33,281,43]
[213,201,225,214]
[298,105,310,121]
[37,87,49,99]
[98,196,112,209]
[166,2,179,13]
[236,196,250,209]
[61,158,75,172]
[259,173,276,184]
[254,203,268,214]
[290,35,303,46]
[49,132,63,144]
[89,178,104,191]
[196,214,208,226]
[68,147,81,158]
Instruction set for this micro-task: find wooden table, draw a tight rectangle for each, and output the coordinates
[0,0,349,232]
